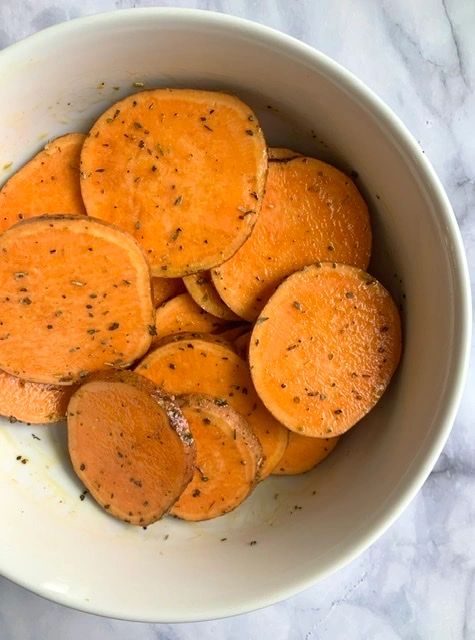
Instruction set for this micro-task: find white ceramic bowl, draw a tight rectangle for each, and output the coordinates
[0,8,470,623]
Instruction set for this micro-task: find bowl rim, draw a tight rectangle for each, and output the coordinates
[0,6,471,623]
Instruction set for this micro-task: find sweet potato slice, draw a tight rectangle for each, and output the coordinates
[0,370,76,424]
[183,271,239,320]
[80,89,267,276]
[234,331,251,360]
[68,370,195,525]
[273,432,340,475]
[267,147,303,161]
[0,214,154,385]
[0,133,86,233]
[152,293,227,345]
[212,152,371,320]
[250,262,402,437]
[217,324,251,344]
[136,334,288,478]
[151,277,185,308]
[170,394,263,521]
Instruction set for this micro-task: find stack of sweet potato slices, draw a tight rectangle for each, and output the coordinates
[0,89,401,524]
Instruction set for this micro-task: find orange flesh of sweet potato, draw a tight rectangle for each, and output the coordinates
[0,370,76,424]
[234,331,251,360]
[80,89,267,276]
[249,262,401,437]
[67,369,195,525]
[273,432,340,475]
[0,214,154,385]
[135,334,288,478]
[170,394,263,521]
[152,293,227,345]
[217,325,251,345]
[0,133,86,233]
[0,92,401,524]
[183,271,239,320]
[151,277,185,308]
[212,152,371,320]
[267,147,303,161]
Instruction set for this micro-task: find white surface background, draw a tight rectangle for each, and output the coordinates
[0,1,474,638]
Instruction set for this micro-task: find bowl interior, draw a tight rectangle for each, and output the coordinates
[0,9,469,622]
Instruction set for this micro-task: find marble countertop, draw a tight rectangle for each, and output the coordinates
[0,1,473,638]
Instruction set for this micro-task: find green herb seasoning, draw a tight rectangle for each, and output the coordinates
[171,227,182,241]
